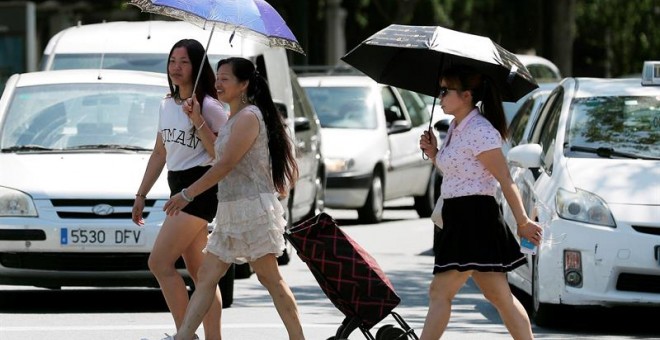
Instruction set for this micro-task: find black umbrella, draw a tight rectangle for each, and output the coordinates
[341,24,538,103]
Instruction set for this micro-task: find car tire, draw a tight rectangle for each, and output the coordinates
[218,264,235,308]
[277,190,295,266]
[234,263,253,279]
[357,172,384,224]
[413,169,439,217]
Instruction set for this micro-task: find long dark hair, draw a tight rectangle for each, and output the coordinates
[217,57,299,195]
[166,39,217,109]
[443,66,508,139]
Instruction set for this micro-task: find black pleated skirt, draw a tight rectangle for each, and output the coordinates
[433,195,526,274]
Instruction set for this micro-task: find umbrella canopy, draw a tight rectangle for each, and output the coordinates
[129,0,304,55]
[341,24,537,102]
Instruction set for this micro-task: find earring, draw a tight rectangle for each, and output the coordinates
[241,92,247,104]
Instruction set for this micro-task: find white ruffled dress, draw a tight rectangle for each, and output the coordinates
[204,105,287,264]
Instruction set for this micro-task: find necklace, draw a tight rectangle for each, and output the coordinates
[173,93,184,105]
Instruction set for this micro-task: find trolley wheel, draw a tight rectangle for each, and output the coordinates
[376,324,406,340]
[375,325,393,339]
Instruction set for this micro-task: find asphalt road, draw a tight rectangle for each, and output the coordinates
[1,200,658,340]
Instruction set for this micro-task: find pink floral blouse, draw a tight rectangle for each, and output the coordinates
[436,108,502,199]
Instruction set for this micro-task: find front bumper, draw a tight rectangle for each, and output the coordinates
[536,216,660,307]
[324,172,372,208]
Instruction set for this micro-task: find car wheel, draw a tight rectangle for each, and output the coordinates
[357,172,384,224]
[531,254,562,326]
[234,263,253,279]
[277,190,294,265]
[218,263,235,308]
[413,169,439,217]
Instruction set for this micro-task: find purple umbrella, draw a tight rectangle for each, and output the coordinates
[129,0,305,91]
[130,0,303,54]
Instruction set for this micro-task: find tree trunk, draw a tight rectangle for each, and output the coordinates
[548,0,575,76]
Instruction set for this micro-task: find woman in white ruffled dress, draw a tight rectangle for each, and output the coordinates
[162,57,305,340]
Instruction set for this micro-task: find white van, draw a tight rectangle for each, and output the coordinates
[40,20,294,124]
[38,21,322,268]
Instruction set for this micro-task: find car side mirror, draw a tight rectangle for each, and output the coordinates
[294,116,311,132]
[388,120,412,134]
[507,143,542,169]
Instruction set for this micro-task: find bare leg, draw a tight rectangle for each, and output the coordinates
[182,226,222,340]
[249,254,305,340]
[472,272,534,340]
[149,213,207,330]
[419,270,471,340]
[175,253,232,340]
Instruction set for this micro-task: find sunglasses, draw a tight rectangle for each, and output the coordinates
[439,86,459,98]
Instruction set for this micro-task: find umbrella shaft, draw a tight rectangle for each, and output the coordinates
[192,23,216,97]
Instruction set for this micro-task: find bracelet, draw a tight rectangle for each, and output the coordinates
[195,120,206,130]
[180,188,194,202]
[135,193,147,199]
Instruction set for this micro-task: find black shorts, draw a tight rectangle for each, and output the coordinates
[167,166,218,223]
[433,195,526,274]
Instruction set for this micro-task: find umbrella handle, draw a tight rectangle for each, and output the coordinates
[422,95,440,160]
[192,23,216,98]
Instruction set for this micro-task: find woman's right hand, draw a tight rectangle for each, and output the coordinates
[419,129,438,159]
[132,197,145,226]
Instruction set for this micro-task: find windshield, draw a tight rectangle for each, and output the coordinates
[50,53,230,73]
[303,86,378,129]
[568,95,660,158]
[1,83,166,150]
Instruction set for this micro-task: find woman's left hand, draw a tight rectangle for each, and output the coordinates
[517,220,544,246]
[163,193,190,216]
[183,97,203,123]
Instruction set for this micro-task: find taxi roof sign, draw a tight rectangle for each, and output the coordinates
[641,61,660,86]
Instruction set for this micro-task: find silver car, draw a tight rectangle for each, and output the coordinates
[299,75,437,223]
[0,69,234,303]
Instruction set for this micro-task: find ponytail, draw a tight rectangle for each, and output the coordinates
[218,57,299,195]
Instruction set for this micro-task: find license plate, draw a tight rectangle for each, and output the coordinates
[60,227,145,246]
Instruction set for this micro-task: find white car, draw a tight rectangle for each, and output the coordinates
[515,54,562,83]
[0,69,234,303]
[299,75,437,223]
[503,61,660,326]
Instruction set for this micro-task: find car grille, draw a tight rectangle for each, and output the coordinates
[51,199,155,219]
[0,252,185,271]
[616,273,660,294]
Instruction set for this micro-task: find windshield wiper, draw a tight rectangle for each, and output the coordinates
[569,145,660,160]
[1,145,55,152]
[66,144,152,151]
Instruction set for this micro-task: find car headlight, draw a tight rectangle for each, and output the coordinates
[556,188,615,227]
[325,158,354,173]
[0,186,38,217]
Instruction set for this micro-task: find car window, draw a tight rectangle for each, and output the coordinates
[50,53,230,73]
[381,87,405,125]
[1,83,165,149]
[527,64,560,82]
[508,97,535,146]
[535,92,563,173]
[398,89,429,127]
[304,86,378,129]
[567,95,660,158]
[291,75,315,122]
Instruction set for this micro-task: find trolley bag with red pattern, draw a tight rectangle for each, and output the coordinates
[284,212,418,340]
